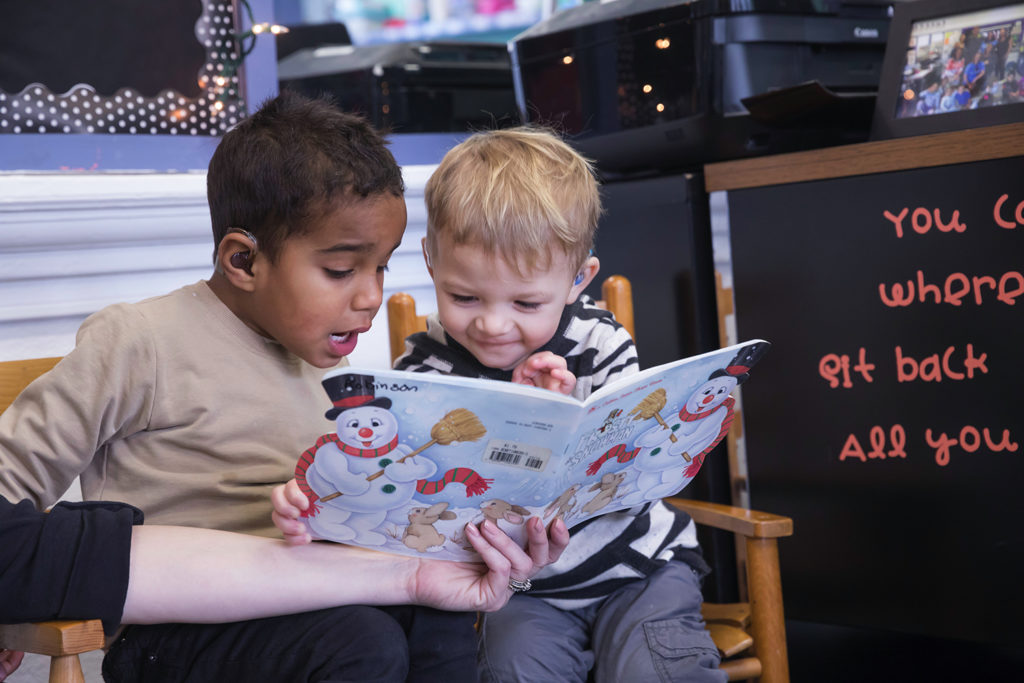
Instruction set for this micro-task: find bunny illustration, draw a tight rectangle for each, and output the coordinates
[478,499,531,526]
[544,484,581,520]
[403,501,457,553]
[456,499,533,551]
[581,471,626,515]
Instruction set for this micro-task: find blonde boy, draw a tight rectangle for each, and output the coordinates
[394,127,725,682]
[397,127,636,397]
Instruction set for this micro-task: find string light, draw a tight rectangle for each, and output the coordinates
[210,0,289,114]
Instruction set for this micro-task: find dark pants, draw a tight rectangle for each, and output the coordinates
[102,605,479,683]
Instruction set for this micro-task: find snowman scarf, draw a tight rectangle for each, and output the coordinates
[294,433,492,516]
[586,397,735,476]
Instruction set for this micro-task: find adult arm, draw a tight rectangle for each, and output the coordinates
[0,498,137,634]
[0,494,568,631]
[122,515,569,625]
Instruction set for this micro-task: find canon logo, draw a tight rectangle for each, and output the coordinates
[854,27,880,38]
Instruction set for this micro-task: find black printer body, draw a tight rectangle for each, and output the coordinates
[509,0,901,174]
[278,41,518,133]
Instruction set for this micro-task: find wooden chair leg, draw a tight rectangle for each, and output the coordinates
[49,653,86,683]
[746,536,789,683]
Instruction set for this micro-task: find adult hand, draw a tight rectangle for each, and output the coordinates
[409,516,569,612]
[0,649,24,682]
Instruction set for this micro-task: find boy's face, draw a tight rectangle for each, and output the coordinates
[427,236,586,371]
[242,195,406,368]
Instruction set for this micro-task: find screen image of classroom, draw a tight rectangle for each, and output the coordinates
[895,3,1024,119]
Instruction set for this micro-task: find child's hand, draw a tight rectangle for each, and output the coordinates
[0,648,24,681]
[271,479,313,546]
[511,352,576,395]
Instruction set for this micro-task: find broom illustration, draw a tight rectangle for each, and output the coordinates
[320,408,487,501]
[628,388,683,451]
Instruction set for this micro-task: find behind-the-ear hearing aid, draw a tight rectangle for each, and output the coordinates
[573,249,595,286]
[226,227,258,275]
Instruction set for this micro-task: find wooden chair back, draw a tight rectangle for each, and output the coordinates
[0,356,107,683]
[387,274,636,364]
[0,356,61,412]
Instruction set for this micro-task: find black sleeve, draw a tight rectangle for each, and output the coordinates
[0,496,143,635]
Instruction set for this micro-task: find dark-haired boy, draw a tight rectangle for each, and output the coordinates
[0,91,564,682]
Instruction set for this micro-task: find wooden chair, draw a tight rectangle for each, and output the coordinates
[387,274,635,365]
[0,356,107,683]
[665,497,792,682]
[385,279,794,681]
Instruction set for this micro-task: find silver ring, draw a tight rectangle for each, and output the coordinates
[507,577,532,593]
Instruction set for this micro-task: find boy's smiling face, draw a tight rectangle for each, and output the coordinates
[428,236,590,371]
[235,194,407,368]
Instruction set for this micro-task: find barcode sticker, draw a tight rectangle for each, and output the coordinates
[482,439,550,472]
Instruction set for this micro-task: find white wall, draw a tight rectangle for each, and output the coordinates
[0,165,440,369]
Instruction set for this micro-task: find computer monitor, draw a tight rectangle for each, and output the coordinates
[871,0,1024,140]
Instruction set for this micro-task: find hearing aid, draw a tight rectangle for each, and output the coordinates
[230,251,252,273]
[574,248,595,285]
[225,227,258,275]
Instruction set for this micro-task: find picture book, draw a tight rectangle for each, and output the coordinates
[293,340,771,562]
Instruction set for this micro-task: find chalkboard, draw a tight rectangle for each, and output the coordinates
[726,151,1024,644]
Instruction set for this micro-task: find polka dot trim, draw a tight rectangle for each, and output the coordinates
[0,2,245,136]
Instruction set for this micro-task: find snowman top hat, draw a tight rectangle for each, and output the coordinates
[322,373,392,419]
[709,341,771,385]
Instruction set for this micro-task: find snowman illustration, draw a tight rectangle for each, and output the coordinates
[588,342,769,505]
[295,373,492,546]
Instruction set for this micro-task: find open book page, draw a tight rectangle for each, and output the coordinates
[293,340,770,562]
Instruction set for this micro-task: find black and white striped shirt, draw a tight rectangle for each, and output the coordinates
[394,297,707,607]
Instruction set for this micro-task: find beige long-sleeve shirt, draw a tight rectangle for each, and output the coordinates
[0,281,345,536]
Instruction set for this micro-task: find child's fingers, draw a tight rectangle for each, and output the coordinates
[272,480,309,517]
[529,352,565,371]
[542,368,576,395]
[557,369,577,394]
[0,649,25,680]
[511,360,537,385]
[284,479,310,510]
[272,511,312,545]
[271,511,303,534]
[270,485,299,519]
[511,365,531,382]
[283,532,312,546]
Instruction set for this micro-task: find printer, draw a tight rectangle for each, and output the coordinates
[278,41,518,133]
[509,0,902,173]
